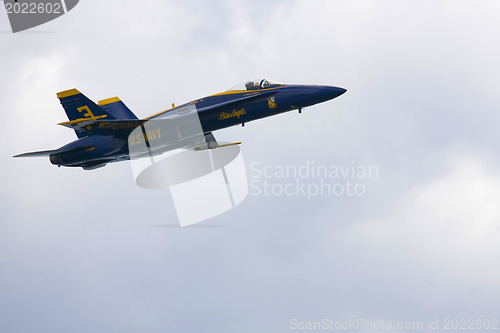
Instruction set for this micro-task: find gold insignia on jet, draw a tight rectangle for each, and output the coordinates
[268,96,277,109]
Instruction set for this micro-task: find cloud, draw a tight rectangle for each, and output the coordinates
[1,1,500,331]
[336,153,500,294]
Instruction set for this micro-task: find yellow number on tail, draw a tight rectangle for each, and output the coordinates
[77,105,95,119]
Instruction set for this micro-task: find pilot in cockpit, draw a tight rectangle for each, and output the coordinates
[243,79,277,90]
[245,81,260,90]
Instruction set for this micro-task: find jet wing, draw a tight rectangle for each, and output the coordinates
[13,149,61,157]
[189,132,241,151]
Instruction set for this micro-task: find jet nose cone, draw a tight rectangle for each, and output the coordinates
[322,86,347,100]
[293,84,347,108]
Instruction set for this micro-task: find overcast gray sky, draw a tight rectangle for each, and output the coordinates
[1,1,500,332]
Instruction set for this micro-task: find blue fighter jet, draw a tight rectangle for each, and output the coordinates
[14,79,346,169]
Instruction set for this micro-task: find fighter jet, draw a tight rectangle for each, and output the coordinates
[14,79,346,169]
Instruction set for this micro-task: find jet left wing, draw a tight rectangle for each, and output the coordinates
[13,149,61,157]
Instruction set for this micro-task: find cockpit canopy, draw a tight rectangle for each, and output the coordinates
[228,79,281,91]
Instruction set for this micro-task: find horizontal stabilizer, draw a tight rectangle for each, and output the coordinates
[57,115,110,129]
[57,119,149,132]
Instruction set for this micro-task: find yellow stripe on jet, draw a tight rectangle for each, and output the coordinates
[98,97,121,106]
[57,88,81,98]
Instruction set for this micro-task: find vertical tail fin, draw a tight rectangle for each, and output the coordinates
[57,89,115,138]
[98,97,138,120]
